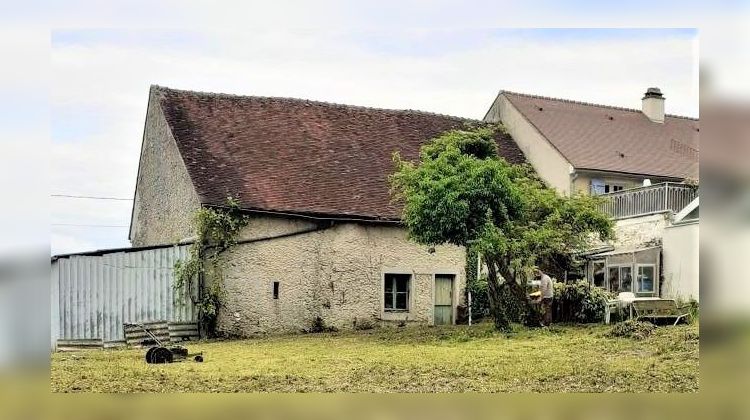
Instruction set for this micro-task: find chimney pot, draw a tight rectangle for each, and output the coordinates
[641,87,665,123]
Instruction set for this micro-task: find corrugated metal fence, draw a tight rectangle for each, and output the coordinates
[50,244,197,348]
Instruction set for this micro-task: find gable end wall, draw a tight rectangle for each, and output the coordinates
[130,89,201,246]
[484,94,573,195]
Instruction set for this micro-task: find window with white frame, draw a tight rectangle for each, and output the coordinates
[636,265,656,293]
[384,273,411,312]
[607,265,633,293]
[591,179,606,195]
[607,266,619,292]
[592,261,606,288]
[608,184,625,193]
[620,266,633,292]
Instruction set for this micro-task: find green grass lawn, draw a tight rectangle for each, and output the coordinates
[51,322,698,392]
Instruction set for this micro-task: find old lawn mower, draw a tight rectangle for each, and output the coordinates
[130,323,204,364]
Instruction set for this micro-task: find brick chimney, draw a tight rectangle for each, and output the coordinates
[642,87,665,123]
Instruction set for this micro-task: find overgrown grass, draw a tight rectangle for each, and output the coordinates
[51,322,698,393]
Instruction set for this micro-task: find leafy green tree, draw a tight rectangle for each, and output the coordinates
[390,125,613,331]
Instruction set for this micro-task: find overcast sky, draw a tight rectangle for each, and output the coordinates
[48,28,699,255]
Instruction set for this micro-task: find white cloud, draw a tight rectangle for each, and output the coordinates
[50,232,99,256]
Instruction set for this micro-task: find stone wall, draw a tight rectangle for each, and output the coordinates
[612,212,671,248]
[130,88,201,247]
[217,218,466,336]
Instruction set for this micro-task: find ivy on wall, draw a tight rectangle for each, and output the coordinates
[174,197,249,336]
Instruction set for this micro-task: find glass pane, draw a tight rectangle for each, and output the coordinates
[638,266,655,292]
[395,275,409,293]
[620,267,632,292]
[384,276,394,293]
[384,292,393,309]
[593,262,605,288]
[591,179,605,195]
[395,292,407,310]
[608,267,620,292]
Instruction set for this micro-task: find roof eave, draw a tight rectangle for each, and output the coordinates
[574,167,690,180]
[204,203,403,225]
[127,85,157,242]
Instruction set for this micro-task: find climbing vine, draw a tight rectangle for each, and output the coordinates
[174,196,249,335]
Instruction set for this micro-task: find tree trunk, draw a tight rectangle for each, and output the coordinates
[483,256,511,332]
[495,259,540,328]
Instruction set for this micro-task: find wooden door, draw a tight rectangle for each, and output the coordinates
[434,275,454,325]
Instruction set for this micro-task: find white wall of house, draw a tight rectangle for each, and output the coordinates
[661,221,699,302]
[484,94,574,195]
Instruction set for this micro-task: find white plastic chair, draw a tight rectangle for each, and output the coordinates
[604,299,619,324]
[618,292,635,303]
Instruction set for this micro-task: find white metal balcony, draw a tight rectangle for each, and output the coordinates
[596,182,698,220]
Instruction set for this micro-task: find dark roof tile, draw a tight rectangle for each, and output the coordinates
[501,91,699,179]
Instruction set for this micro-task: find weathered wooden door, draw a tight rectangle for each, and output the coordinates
[434,275,454,325]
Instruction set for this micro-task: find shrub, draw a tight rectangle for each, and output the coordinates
[468,278,608,325]
[552,280,612,324]
[353,317,376,331]
[304,316,338,333]
[607,320,656,340]
[467,278,611,325]
[466,275,491,321]
[678,298,699,322]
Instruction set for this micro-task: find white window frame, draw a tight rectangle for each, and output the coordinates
[591,179,627,195]
[619,265,633,293]
[590,260,606,289]
[591,179,606,195]
[635,264,656,294]
[604,183,626,194]
[606,264,634,293]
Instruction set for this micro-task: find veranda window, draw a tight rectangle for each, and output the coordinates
[592,261,606,288]
[636,265,655,293]
[608,265,633,293]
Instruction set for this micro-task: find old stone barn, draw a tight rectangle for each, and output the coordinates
[128,86,525,336]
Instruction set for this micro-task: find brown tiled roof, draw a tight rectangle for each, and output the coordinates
[500,91,699,179]
[156,86,526,220]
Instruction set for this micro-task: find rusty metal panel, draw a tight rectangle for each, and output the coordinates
[51,244,196,346]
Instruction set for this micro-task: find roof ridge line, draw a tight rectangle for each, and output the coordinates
[151,84,481,122]
[500,90,698,121]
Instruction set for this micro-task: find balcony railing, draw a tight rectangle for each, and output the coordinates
[596,182,698,220]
